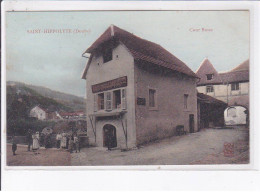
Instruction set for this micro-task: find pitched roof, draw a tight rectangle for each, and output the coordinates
[82,25,197,78]
[196,58,223,85]
[196,58,249,85]
[219,70,249,83]
[230,59,249,72]
[197,92,227,106]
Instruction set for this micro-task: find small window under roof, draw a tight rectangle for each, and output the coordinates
[206,74,214,80]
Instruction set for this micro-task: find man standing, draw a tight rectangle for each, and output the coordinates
[26,129,32,151]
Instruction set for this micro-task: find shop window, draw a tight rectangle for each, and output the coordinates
[206,85,214,93]
[103,48,113,63]
[113,90,121,109]
[94,88,127,112]
[184,94,188,109]
[231,83,239,91]
[206,74,214,80]
[149,89,157,108]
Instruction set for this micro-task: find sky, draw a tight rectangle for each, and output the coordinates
[6,11,249,97]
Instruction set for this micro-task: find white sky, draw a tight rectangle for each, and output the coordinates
[6,11,249,97]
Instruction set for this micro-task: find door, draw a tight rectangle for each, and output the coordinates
[189,114,195,133]
[103,124,117,148]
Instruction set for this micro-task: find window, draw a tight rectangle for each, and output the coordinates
[103,48,113,63]
[94,88,127,112]
[231,83,239,91]
[206,74,213,80]
[113,90,121,109]
[105,92,112,111]
[184,94,188,109]
[206,85,214,93]
[149,89,156,108]
[98,93,104,110]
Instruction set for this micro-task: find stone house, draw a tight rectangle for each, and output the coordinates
[82,25,199,149]
[196,59,249,126]
[196,58,249,107]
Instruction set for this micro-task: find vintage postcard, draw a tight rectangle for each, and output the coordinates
[1,2,253,170]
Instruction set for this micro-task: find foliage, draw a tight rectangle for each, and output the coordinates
[6,84,73,135]
[7,118,56,136]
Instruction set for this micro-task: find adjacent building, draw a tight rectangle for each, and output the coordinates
[82,25,199,149]
[196,58,249,107]
[197,92,227,129]
[196,58,249,126]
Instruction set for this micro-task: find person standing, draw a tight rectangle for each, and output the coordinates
[66,134,70,149]
[74,135,80,153]
[61,132,67,148]
[56,133,62,149]
[26,129,33,151]
[32,132,40,154]
[68,136,74,153]
[12,135,17,156]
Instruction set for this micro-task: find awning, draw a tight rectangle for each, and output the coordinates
[89,110,127,118]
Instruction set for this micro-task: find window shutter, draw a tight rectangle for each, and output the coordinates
[94,94,97,112]
[121,88,127,110]
[105,92,112,111]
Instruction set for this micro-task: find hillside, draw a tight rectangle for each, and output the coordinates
[6,82,86,135]
[7,81,86,111]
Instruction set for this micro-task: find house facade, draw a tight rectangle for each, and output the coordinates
[196,58,249,108]
[29,105,48,120]
[82,25,198,149]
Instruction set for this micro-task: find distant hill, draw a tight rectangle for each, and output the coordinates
[7,81,86,111]
[6,82,87,135]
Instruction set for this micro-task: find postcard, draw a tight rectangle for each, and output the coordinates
[2,0,260,191]
[2,3,253,169]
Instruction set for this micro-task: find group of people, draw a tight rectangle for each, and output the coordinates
[11,129,81,156]
[56,132,80,153]
[11,130,40,155]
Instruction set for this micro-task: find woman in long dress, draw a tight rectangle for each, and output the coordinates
[32,132,40,154]
[61,132,67,148]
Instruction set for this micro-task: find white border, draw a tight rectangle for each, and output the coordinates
[1,1,260,190]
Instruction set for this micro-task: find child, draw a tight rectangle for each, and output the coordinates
[12,136,17,156]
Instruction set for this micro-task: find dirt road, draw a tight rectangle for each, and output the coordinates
[6,127,248,166]
[71,127,249,165]
[7,145,71,166]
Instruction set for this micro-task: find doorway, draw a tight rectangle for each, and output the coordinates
[103,124,117,148]
[189,114,194,133]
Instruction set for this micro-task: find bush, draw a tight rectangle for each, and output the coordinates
[7,118,56,136]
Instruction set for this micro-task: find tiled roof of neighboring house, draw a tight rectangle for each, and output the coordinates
[196,58,249,85]
[230,59,249,72]
[197,92,227,106]
[82,25,197,78]
[219,70,249,83]
[219,59,249,83]
[59,111,84,117]
[196,58,223,86]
